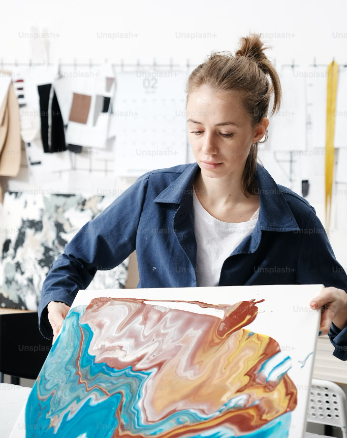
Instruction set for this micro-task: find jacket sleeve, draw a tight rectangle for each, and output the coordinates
[38,171,151,340]
[296,206,347,361]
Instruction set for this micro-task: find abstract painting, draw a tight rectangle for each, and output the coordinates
[0,192,129,310]
[20,285,321,438]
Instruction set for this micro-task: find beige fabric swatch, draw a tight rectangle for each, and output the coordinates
[0,101,9,155]
[0,82,21,177]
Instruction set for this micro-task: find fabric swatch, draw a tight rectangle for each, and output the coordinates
[69,92,91,124]
[0,81,21,176]
[102,96,110,112]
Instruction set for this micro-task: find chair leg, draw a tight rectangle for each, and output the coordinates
[11,375,20,385]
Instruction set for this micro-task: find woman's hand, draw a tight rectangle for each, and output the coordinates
[47,301,71,345]
[310,287,347,335]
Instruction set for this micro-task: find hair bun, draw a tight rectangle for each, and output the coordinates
[235,33,271,73]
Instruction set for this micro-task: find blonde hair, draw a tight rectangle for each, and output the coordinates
[185,32,282,196]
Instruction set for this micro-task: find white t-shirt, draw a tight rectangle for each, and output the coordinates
[193,189,259,287]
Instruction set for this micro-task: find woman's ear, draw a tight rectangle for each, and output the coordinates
[252,117,269,144]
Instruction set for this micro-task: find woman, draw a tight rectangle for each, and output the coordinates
[39,33,347,360]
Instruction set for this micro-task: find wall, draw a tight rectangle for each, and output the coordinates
[1,0,347,266]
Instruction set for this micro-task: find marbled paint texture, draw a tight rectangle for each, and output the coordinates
[0,192,128,310]
[25,298,297,437]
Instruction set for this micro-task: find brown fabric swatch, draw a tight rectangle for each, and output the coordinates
[69,93,92,124]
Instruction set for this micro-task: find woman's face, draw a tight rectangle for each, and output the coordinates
[186,84,268,177]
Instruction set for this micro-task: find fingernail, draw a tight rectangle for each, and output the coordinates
[318,331,322,336]
[311,301,318,309]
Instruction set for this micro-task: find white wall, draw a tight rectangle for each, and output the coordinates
[1,0,347,270]
[0,0,347,65]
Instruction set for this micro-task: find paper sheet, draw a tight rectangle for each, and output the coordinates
[112,70,188,176]
[335,67,347,148]
[25,138,71,182]
[306,66,327,149]
[336,147,347,183]
[269,66,307,152]
[257,149,292,188]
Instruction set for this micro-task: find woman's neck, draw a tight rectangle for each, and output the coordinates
[194,167,248,208]
[193,167,260,223]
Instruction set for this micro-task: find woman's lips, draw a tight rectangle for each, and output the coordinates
[201,161,222,170]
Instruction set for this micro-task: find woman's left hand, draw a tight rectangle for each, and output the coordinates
[310,287,347,335]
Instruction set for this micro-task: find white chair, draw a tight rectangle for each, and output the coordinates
[307,378,347,438]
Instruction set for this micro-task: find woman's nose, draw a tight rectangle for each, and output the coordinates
[201,132,219,154]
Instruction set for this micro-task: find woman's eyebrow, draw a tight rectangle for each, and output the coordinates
[187,118,239,128]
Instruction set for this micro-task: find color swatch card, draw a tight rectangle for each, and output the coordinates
[10,65,59,142]
[63,64,116,149]
[12,284,322,438]
[111,71,188,176]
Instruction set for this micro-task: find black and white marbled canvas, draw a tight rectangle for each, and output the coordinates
[0,192,129,310]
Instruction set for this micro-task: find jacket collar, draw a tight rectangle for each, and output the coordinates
[154,161,300,232]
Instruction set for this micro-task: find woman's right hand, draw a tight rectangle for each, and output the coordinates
[47,301,71,345]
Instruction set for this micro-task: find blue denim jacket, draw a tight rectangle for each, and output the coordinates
[39,162,347,360]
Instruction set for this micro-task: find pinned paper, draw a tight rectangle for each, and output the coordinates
[19,106,41,143]
[93,95,110,126]
[64,64,116,149]
[53,76,74,126]
[268,67,307,152]
[112,71,188,176]
[334,68,347,148]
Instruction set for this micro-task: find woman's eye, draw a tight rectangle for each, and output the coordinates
[190,131,234,138]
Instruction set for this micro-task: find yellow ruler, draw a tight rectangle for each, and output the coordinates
[325,60,338,236]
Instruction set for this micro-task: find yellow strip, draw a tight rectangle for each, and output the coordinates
[325,60,338,236]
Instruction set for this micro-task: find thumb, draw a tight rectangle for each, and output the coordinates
[51,316,63,333]
[51,319,63,343]
[319,303,336,336]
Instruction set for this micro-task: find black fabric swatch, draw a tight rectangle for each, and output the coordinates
[37,84,67,153]
[102,96,111,113]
